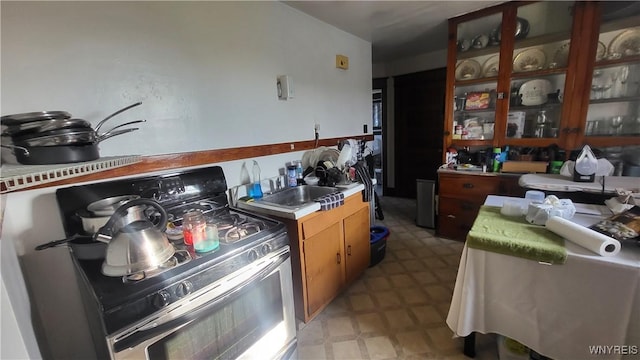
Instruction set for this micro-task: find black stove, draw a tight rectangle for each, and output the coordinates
[56,165,288,335]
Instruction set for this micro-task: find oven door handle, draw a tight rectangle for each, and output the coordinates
[112,249,290,353]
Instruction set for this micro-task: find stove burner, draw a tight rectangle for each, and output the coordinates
[209,213,243,230]
[166,200,227,223]
[122,250,191,283]
[222,220,266,244]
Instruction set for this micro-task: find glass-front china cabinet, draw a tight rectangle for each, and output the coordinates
[582,3,640,147]
[444,1,640,161]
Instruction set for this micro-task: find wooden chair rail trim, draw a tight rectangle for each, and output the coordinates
[2,135,373,193]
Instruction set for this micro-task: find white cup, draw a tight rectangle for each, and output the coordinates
[501,199,525,217]
[525,190,545,203]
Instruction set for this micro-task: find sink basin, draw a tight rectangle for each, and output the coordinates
[257,185,340,208]
[236,182,365,220]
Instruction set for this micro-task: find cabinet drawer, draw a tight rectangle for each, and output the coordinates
[301,210,342,240]
[342,194,367,216]
[436,196,480,242]
[438,174,499,200]
[438,196,482,217]
[437,215,473,242]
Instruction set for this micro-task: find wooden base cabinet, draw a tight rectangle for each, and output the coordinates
[437,171,524,241]
[344,205,371,285]
[302,221,343,316]
[281,194,370,323]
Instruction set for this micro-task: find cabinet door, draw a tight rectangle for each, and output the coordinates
[504,2,576,145]
[579,2,640,153]
[302,221,343,317]
[449,10,504,145]
[444,1,584,161]
[343,206,370,284]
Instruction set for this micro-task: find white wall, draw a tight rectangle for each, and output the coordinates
[1,1,372,154]
[1,1,372,358]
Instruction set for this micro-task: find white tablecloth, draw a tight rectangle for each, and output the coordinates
[446,196,640,360]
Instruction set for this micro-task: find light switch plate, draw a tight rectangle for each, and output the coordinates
[277,75,294,100]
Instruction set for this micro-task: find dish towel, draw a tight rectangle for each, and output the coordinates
[467,205,567,264]
[354,162,373,202]
[314,192,345,211]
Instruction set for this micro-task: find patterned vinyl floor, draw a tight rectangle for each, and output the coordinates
[294,195,499,360]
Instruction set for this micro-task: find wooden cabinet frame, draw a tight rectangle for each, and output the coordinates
[278,194,370,323]
[443,1,639,162]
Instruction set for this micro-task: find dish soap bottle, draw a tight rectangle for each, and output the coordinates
[249,160,263,198]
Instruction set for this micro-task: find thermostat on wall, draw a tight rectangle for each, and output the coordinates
[277,75,294,100]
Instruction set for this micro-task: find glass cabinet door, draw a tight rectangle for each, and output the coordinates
[506,2,574,140]
[453,12,502,141]
[584,4,640,140]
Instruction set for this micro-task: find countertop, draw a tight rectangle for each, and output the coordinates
[519,173,640,193]
[235,182,365,220]
[437,168,522,178]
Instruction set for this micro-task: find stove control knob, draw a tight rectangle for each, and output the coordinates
[260,243,271,256]
[152,291,171,309]
[248,249,259,262]
[175,281,193,298]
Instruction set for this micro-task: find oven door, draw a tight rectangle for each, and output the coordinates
[109,246,296,360]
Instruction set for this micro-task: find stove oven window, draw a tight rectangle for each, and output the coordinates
[147,272,283,359]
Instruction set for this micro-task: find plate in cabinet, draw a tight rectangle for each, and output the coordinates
[595,41,606,61]
[518,79,552,106]
[513,49,546,73]
[482,55,500,77]
[455,59,481,80]
[554,41,605,67]
[552,42,570,68]
[608,28,640,58]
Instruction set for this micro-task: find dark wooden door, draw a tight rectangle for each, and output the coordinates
[393,68,446,198]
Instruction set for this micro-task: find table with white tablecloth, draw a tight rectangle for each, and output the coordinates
[446,195,640,360]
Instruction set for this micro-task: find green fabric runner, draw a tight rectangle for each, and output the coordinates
[466,206,567,264]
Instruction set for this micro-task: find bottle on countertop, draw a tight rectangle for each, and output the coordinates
[295,160,304,185]
[249,160,263,198]
[287,164,297,187]
[492,147,501,172]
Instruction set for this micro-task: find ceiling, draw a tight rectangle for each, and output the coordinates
[284,1,504,63]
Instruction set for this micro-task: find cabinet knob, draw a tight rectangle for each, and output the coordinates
[443,130,451,136]
[336,253,341,264]
[562,127,571,134]
[463,183,474,189]
[447,215,456,219]
[347,245,352,256]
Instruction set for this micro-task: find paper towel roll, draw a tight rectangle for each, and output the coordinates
[545,216,621,256]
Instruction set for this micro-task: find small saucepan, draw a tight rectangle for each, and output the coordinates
[86,195,140,216]
[78,195,161,234]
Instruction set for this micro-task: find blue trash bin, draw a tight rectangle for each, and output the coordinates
[370,226,389,267]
